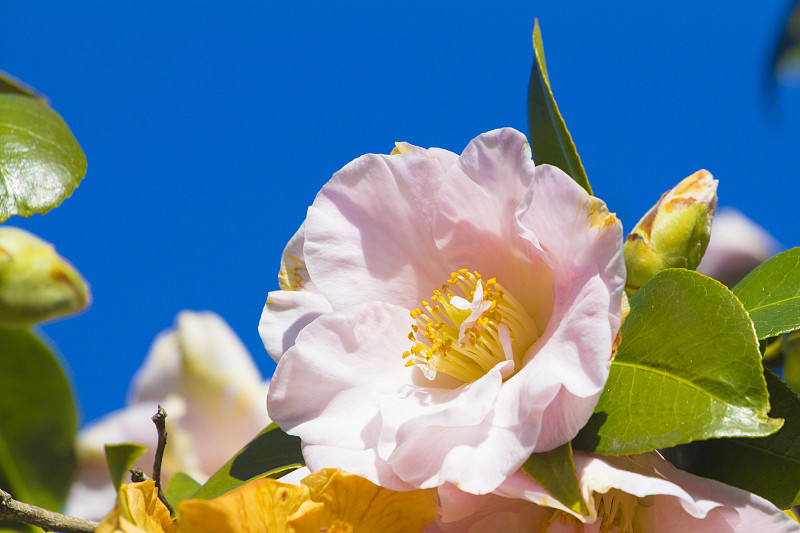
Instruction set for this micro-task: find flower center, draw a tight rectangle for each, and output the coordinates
[594,489,641,533]
[540,490,642,532]
[402,269,538,382]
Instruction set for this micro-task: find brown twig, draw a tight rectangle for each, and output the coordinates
[151,405,174,514]
[0,487,98,533]
[130,468,147,483]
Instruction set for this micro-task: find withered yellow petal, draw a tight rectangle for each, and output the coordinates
[287,468,437,533]
[96,480,176,533]
[177,477,307,533]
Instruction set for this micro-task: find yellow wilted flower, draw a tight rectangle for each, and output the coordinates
[288,469,438,533]
[177,469,437,533]
[95,480,176,533]
[177,478,307,533]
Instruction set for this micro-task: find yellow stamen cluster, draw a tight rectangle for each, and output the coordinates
[402,269,538,383]
[594,490,640,533]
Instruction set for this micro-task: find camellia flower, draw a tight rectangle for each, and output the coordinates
[261,128,626,493]
[429,452,800,532]
[66,311,270,521]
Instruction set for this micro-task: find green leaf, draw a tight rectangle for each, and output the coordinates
[0,329,77,512]
[669,369,800,509]
[574,269,782,455]
[104,443,147,491]
[191,423,303,500]
[165,472,201,507]
[0,94,86,221]
[733,247,800,340]
[521,442,587,515]
[527,19,591,195]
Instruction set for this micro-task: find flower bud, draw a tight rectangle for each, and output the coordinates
[0,226,90,326]
[624,170,718,294]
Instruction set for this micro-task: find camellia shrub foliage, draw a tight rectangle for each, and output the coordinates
[2,20,800,533]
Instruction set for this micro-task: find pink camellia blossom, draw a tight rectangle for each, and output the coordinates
[261,128,625,494]
[430,452,800,532]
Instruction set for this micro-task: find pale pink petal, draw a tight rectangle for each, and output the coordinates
[259,289,332,361]
[492,452,800,532]
[304,152,451,311]
[301,444,416,492]
[393,141,459,171]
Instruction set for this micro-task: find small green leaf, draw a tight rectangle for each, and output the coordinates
[0,329,77,512]
[521,442,587,515]
[191,423,303,500]
[528,19,591,195]
[165,472,201,507]
[574,269,782,455]
[104,443,147,491]
[733,247,800,340]
[670,369,800,509]
[0,94,86,221]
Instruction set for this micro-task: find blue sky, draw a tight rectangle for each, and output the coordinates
[2,1,799,423]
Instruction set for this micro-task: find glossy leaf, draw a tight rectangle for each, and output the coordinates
[673,370,800,509]
[521,442,587,515]
[191,423,303,500]
[733,247,800,339]
[104,443,147,491]
[0,94,86,221]
[0,329,77,513]
[527,20,591,194]
[574,269,782,455]
[165,472,201,507]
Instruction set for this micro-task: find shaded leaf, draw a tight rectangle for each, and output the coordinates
[0,328,77,512]
[164,472,201,508]
[104,443,147,491]
[521,442,587,515]
[191,423,303,500]
[0,94,86,221]
[574,269,782,455]
[733,247,800,340]
[669,369,800,509]
[527,19,591,194]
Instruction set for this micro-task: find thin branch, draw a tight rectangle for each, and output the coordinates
[0,487,97,533]
[151,405,174,514]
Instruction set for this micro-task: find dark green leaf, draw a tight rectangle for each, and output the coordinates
[0,71,45,101]
[521,442,587,515]
[191,423,303,500]
[669,369,800,509]
[574,269,782,455]
[0,94,86,221]
[733,247,800,340]
[164,472,201,507]
[104,443,147,491]
[0,328,77,512]
[527,20,591,195]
